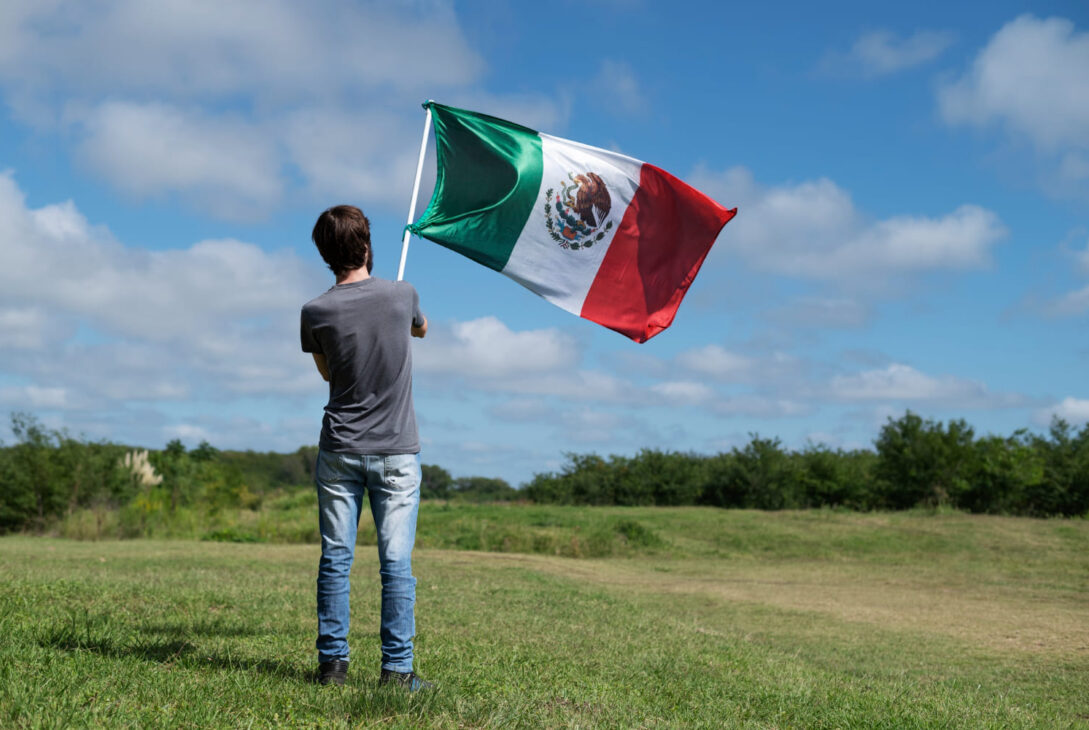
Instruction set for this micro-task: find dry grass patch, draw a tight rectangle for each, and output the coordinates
[428,547,1089,657]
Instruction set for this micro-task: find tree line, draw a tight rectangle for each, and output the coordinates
[525,412,1089,516]
[0,413,518,534]
[1,410,1087,535]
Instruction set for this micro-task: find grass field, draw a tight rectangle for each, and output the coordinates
[2,507,1087,728]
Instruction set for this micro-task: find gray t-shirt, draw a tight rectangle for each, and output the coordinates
[300,277,425,454]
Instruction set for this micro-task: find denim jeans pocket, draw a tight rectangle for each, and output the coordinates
[316,449,344,484]
[382,454,420,493]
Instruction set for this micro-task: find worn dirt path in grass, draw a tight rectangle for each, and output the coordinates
[426,550,1089,658]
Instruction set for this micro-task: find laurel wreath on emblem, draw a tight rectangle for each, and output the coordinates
[543,172,614,250]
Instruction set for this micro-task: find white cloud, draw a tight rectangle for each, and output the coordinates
[78,102,282,218]
[692,166,1005,282]
[939,15,1089,201]
[2,184,316,344]
[0,0,484,103]
[0,307,61,350]
[1035,397,1089,426]
[414,316,580,379]
[0,385,74,411]
[18,341,193,404]
[0,1,573,219]
[65,94,561,220]
[829,363,1002,406]
[939,15,1089,152]
[75,100,488,218]
[0,171,326,402]
[282,107,424,209]
[827,29,954,77]
[675,344,754,380]
[675,343,804,386]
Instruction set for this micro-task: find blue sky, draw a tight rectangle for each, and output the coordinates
[1,1,1088,485]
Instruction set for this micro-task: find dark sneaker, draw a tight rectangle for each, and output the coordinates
[379,668,434,692]
[317,659,349,686]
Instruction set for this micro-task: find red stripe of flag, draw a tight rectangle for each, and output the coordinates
[579,164,737,343]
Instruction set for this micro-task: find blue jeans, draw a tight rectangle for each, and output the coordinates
[315,449,421,672]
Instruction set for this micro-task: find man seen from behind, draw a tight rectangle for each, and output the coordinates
[300,205,431,691]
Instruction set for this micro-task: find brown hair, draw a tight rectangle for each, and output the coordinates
[311,205,373,276]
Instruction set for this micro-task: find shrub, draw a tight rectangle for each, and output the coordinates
[700,436,798,509]
[874,412,976,509]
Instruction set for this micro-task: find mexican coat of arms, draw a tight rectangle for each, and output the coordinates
[544,172,613,250]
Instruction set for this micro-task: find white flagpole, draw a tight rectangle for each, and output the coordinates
[397,103,433,281]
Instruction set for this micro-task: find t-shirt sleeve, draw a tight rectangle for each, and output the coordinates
[411,287,425,329]
[300,307,321,354]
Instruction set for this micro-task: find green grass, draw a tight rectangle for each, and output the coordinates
[3,508,1088,728]
[56,495,672,557]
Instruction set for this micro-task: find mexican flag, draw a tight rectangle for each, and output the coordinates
[408,102,737,343]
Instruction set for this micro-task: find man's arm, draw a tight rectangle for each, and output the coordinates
[312,353,331,381]
[411,315,428,339]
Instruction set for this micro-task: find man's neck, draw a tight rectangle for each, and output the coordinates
[336,267,371,285]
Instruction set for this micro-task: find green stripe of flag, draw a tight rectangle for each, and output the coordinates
[408,102,543,272]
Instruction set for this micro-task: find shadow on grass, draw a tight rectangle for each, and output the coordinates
[36,620,313,683]
[36,620,445,722]
[136,618,266,639]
